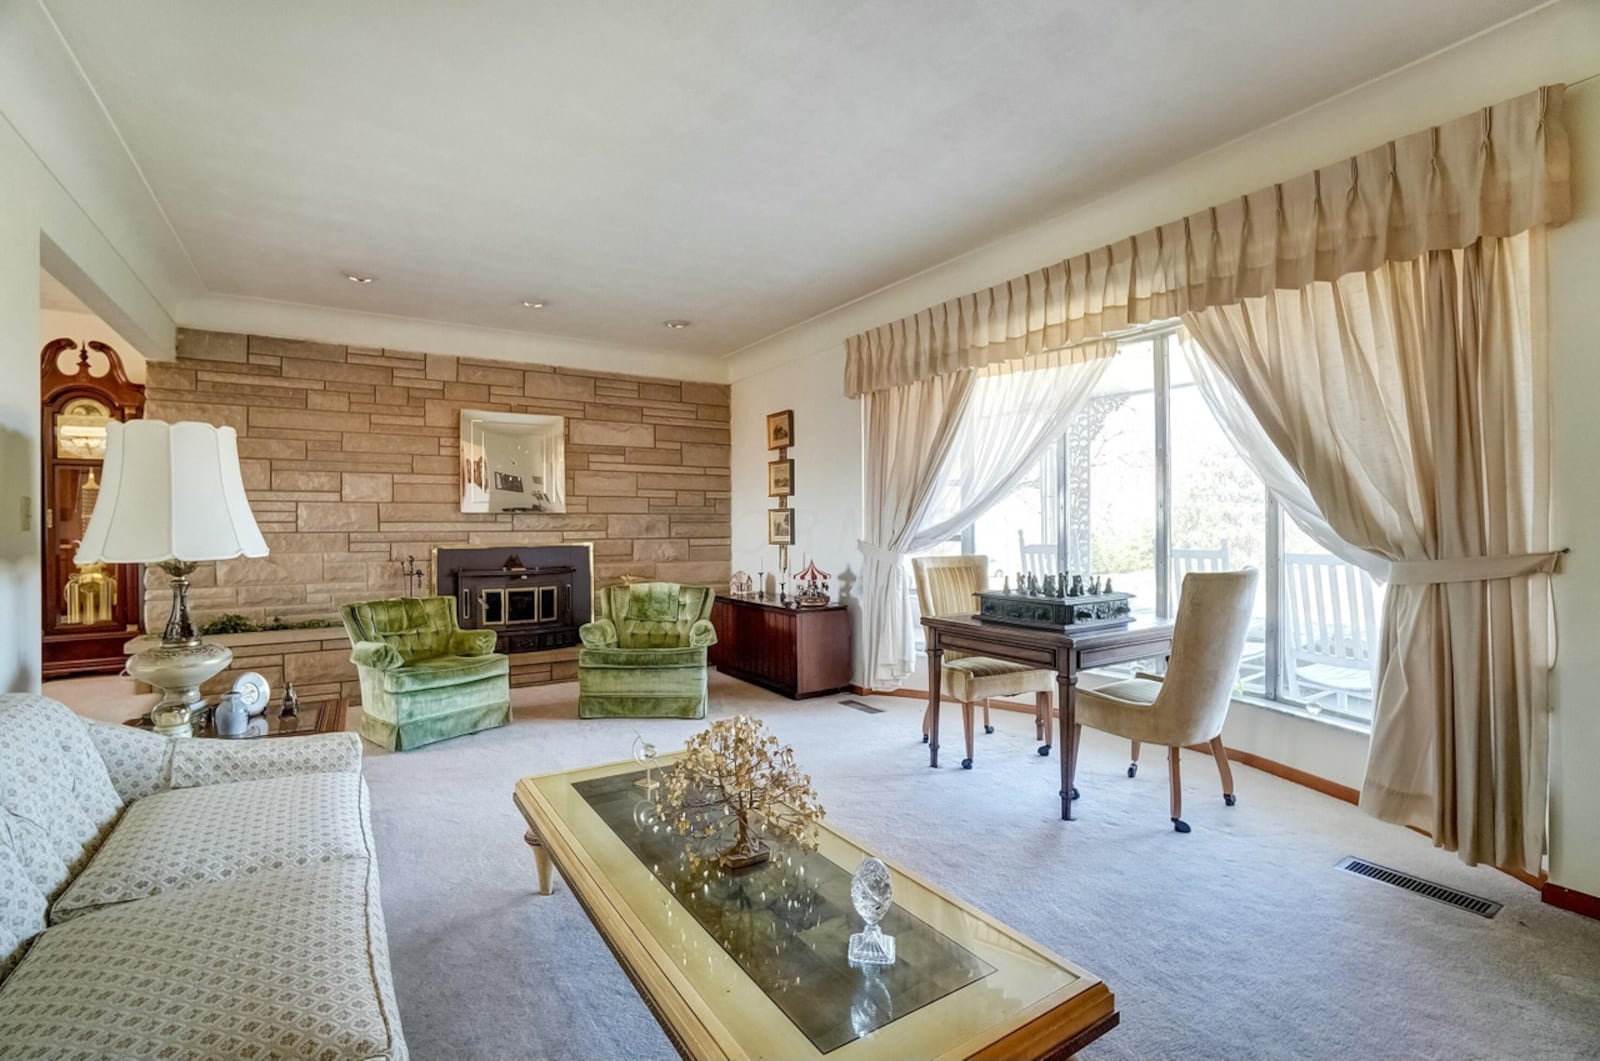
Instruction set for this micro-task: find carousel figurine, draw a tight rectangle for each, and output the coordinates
[794,559,832,607]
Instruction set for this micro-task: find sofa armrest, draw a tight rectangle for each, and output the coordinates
[350,640,404,670]
[579,618,618,648]
[689,619,718,649]
[449,629,497,656]
[169,732,363,789]
[85,720,174,802]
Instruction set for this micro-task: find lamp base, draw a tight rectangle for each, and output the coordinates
[128,639,233,738]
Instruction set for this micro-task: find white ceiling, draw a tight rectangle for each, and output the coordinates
[40,0,1544,362]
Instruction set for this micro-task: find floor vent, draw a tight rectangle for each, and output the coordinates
[839,699,885,714]
[1336,856,1502,918]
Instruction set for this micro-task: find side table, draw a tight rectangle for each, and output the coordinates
[125,694,348,738]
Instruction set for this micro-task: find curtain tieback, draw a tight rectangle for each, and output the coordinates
[857,541,905,565]
[1387,550,1564,585]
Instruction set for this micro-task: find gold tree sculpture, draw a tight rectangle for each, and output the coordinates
[653,715,825,870]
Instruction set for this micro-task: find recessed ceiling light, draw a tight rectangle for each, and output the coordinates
[663,319,691,329]
[346,274,375,284]
[521,299,547,309]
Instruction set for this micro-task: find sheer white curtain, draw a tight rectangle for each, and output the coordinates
[1175,332,1388,581]
[859,372,978,691]
[859,346,1113,690]
[1182,232,1557,873]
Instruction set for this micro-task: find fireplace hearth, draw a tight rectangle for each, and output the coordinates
[434,545,593,654]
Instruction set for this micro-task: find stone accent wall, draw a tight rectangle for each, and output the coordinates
[142,330,731,694]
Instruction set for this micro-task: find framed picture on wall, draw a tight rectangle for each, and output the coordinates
[766,409,794,450]
[767,458,794,497]
[767,507,794,545]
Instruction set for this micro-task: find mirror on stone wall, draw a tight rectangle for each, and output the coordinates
[459,409,566,514]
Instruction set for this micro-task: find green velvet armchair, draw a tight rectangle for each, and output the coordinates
[340,596,511,750]
[578,582,717,719]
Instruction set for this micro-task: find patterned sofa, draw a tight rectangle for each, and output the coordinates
[0,693,407,1061]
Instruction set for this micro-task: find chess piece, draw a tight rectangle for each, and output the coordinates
[279,681,300,720]
[1002,574,1010,594]
[1103,577,1114,594]
[1090,577,1102,595]
[1069,575,1084,597]
[1057,572,1069,597]
[1015,573,1025,595]
[1043,575,1057,597]
[1026,572,1039,596]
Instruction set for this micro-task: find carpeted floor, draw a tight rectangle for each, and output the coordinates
[355,674,1600,1061]
[47,672,1600,1060]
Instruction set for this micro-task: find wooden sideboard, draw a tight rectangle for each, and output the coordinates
[709,595,852,700]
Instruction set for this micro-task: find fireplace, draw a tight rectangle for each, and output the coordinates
[434,545,593,653]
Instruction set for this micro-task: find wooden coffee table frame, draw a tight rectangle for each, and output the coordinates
[513,761,1119,1061]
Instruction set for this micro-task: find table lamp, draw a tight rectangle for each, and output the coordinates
[75,420,269,736]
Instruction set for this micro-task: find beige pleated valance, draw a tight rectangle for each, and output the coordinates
[844,84,1570,397]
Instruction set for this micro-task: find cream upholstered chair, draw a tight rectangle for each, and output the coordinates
[912,555,1055,769]
[1073,569,1258,833]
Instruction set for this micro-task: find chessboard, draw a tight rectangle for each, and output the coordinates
[973,589,1135,631]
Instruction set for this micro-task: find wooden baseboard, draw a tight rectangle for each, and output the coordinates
[1184,742,1362,806]
[1542,882,1600,920]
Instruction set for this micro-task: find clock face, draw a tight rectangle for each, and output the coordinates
[233,672,270,715]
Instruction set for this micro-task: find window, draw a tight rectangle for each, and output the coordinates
[1169,348,1269,699]
[935,328,1384,727]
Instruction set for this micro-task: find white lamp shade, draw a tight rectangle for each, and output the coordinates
[75,420,269,564]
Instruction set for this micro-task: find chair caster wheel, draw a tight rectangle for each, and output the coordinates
[1172,817,1191,833]
[1037,745,1051,757]
[1224,793,1237,807]
[921,734,928,744]
[1070,786,1079,800]
[961,758,973,770]
[1128,764,1138,778]
[984,725,994,735]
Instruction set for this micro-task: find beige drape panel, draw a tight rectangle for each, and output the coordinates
[1182,230,1556,873]
[845,85,1568,398]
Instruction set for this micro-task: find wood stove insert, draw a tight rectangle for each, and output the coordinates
[434,545,593,654]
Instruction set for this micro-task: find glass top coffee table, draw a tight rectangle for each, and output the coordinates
[513,757,1118,1060]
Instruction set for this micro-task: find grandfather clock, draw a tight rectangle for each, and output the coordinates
[41,339,145,676]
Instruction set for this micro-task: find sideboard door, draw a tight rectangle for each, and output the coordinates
[710,596,851,700]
